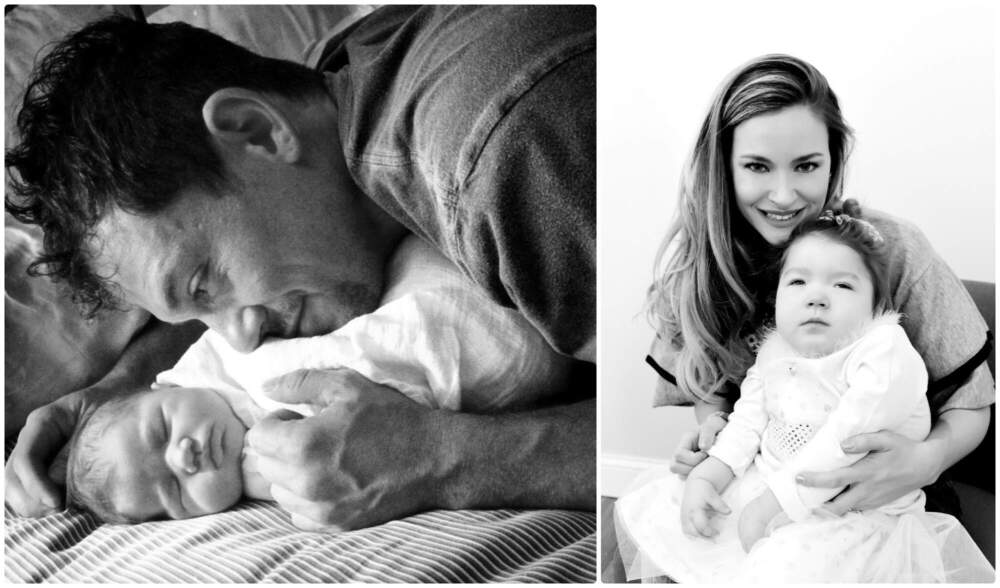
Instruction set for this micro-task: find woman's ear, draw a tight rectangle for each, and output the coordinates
[202,88,301,163]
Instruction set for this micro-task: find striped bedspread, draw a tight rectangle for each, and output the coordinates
[5,499,595,582]
[4,436,593,583]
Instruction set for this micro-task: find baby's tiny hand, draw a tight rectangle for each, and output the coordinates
[738,489,782,552]
[241,447,273,500]
[680,478,730,538]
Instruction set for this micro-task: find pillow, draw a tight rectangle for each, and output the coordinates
[4,5,375,435]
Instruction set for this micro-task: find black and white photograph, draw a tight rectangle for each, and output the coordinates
[600,0,995,583]
[4,5,596,582]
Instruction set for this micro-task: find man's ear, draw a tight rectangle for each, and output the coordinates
[202,88,301,163]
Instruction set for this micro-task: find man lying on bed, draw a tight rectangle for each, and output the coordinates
[5,6,595,531]
[65,235,574,524]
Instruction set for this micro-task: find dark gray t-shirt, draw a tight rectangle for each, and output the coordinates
[316,5,596,360]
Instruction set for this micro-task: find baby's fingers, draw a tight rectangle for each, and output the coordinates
[691,508,718,537]
[704,491,730,516]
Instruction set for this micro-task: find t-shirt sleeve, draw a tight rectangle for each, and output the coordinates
[647,333,692,406]
[894,245,993,413]
[457,46,595,362]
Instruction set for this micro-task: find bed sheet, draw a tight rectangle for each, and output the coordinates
[5,439,595,583]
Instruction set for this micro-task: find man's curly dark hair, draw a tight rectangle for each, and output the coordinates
[5,15,329,318]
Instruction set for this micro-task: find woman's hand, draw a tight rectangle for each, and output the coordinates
[796,431,937,515]
[670,411,728,477]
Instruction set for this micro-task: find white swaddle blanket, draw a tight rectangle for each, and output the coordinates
[155,235,573,424]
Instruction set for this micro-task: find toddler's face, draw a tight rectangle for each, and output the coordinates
[775,234,875,356]
[102,387,247,520]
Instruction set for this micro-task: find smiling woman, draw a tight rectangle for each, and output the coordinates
[607,52,994,582]
[730,105,831,246]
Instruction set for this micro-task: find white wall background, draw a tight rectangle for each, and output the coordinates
[598,0,996,496]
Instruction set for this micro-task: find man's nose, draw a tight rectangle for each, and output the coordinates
[211,305,266,353]
[167,437,200,476]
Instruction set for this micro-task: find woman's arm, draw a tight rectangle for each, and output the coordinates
[797,405,990,515]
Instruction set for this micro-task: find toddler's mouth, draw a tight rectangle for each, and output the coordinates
[801,318,830,327]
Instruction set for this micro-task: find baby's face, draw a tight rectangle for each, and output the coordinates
[102,387,247,520]
[775,234,875,357]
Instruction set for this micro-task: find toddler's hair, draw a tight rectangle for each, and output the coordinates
[782,199,893,314]
[65,392,146,523]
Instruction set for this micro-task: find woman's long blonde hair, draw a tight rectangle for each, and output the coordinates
[648,54,854,402]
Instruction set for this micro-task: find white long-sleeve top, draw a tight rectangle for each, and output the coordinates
[708,312,931,521]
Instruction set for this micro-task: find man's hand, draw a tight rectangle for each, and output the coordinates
[246,368,443,531]
[5,385,110,516]
[737,489,783,552]
[680,477,730,538]
[248,368,595,531]
[670,412,728,478]
[5,319,203,518]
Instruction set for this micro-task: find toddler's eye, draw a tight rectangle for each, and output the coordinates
[835,282,854,290]
[787,278,805,286]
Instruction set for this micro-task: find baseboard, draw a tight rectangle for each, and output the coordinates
[602,453,670,498]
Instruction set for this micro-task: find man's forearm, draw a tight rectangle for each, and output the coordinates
[435,398,595,511]
[94,319,206,395]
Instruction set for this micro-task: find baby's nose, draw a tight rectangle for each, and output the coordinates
[170,437,201,475]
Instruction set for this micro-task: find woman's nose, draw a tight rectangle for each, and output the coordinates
[768,173,797,207]
[167,437,201,475]
[211,305,266,353]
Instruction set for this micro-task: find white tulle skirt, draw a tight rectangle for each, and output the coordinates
[614,466,994,583]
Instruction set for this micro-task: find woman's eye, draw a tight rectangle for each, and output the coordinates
[796,161,820,173]
[744,162,769,173]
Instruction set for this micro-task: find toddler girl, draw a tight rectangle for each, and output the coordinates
[615,202,993,582]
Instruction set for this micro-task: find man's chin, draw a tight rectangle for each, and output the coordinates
[299,285,380,337]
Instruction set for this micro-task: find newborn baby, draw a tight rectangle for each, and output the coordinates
[65,236,575,523]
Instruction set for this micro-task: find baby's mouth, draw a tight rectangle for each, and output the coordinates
[801,318,830,327]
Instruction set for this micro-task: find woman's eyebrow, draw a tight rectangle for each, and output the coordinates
[735,154,772,163]
[792,152,825,163]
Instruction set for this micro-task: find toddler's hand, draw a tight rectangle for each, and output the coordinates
[738,489,783,552]
[680,478,730,538]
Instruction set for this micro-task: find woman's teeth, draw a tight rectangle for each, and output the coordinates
[762,209,798,221]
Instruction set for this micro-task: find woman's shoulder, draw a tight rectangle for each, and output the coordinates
[861,207,935,254]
